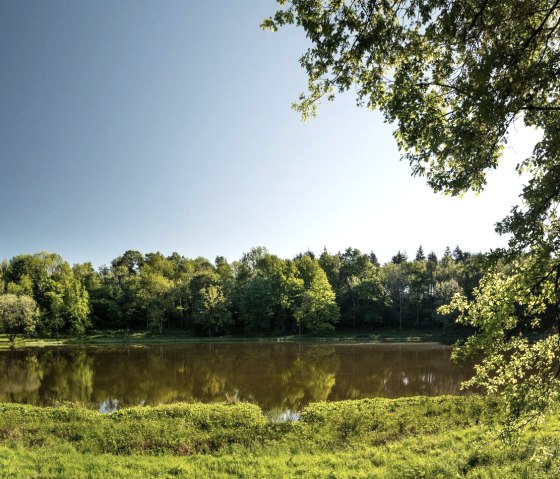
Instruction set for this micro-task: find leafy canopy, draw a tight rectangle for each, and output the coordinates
[264,0,560,429]
[0,294,38,341]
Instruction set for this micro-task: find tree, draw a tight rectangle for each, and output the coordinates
[295,272,339,334]
[0,294,38,342]
[265,0,560,427]
[339,248,369,328]
[425,251,439,315]
[318,248,341,292]
[111,250,144,276]
[43,290,65,334]
[391,251,408,265]
[63,278,91,335]
[141,272,174,334]
[0,260,7,293]
[3,253,91,335]
[353,269,390,327]
[238,274,276,331]
[368,251,380,267]
[433,278,461,334]
[452,246,466,263]
[194,285,231,337]
[168,254,196,329]
[337,248,387,328]
[294,255,339,333]
[381,262,409,329]
[408,258,428,325]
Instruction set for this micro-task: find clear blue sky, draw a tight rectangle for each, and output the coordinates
[0,1,538,267]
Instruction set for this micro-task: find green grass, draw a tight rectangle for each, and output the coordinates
[0,396,559,478]
[0,327,469,349]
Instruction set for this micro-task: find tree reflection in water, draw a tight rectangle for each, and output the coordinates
[0,351,43,401]
[0,343,472,411]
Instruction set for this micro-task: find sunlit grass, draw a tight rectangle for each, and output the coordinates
[0,396,558,478]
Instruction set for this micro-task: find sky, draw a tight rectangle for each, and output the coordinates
[0,1,542,267]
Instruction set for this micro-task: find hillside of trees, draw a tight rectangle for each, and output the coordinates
[0,246,486,338]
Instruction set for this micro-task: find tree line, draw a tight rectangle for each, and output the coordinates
[0,246,486,338]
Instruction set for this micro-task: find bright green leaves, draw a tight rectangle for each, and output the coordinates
[141,272,174,334]
[266,0,559,199]
[459,333,560,437]
[294,255,339,333]
[195,284,232,338]
[1,253,90,336]
[445,253,560,432]
[268,0,560,429]
[0,294,38,342]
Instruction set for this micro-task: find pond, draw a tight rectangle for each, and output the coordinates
[0,342,472,413]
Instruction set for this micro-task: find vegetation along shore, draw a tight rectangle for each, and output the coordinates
[0,396,559,478]
[0,246,485,341]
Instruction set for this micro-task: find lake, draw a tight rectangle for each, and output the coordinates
[0,342,472,413]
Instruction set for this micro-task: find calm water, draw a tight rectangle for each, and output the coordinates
[0,342,472,412]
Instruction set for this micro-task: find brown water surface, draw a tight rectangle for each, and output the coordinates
[0,342,472,412]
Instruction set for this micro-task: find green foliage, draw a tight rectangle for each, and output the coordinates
[294,255,339,333]
[194,284,232,337]
[444,257,560,432]
[298,396,489,444]
[265,0,560,428]
[263,0,559,197]
[63,280,90,335]
[0,294,37,341]
[336,248,389,328]
[141,273,174,333]
[0,397,559,478]
[2,253,90,335]
[0,245,484,337]
[0,402,265,455]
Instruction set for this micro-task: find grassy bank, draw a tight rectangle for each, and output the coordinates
[1,396,559,478]
[0,328,469,349]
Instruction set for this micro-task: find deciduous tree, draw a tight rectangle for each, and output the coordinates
[264,0,560,427]
[0,294,38,342]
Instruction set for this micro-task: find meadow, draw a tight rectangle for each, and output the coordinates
[1,396,558,478]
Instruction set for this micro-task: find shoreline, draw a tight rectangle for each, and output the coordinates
[0,328,468,349]
[0,396,558,478]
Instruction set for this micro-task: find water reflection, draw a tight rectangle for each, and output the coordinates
[0,343,472,412]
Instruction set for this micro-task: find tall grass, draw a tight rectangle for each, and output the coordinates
[0,397,559,478]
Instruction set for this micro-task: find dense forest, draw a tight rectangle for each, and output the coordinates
[0,246,486,338]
